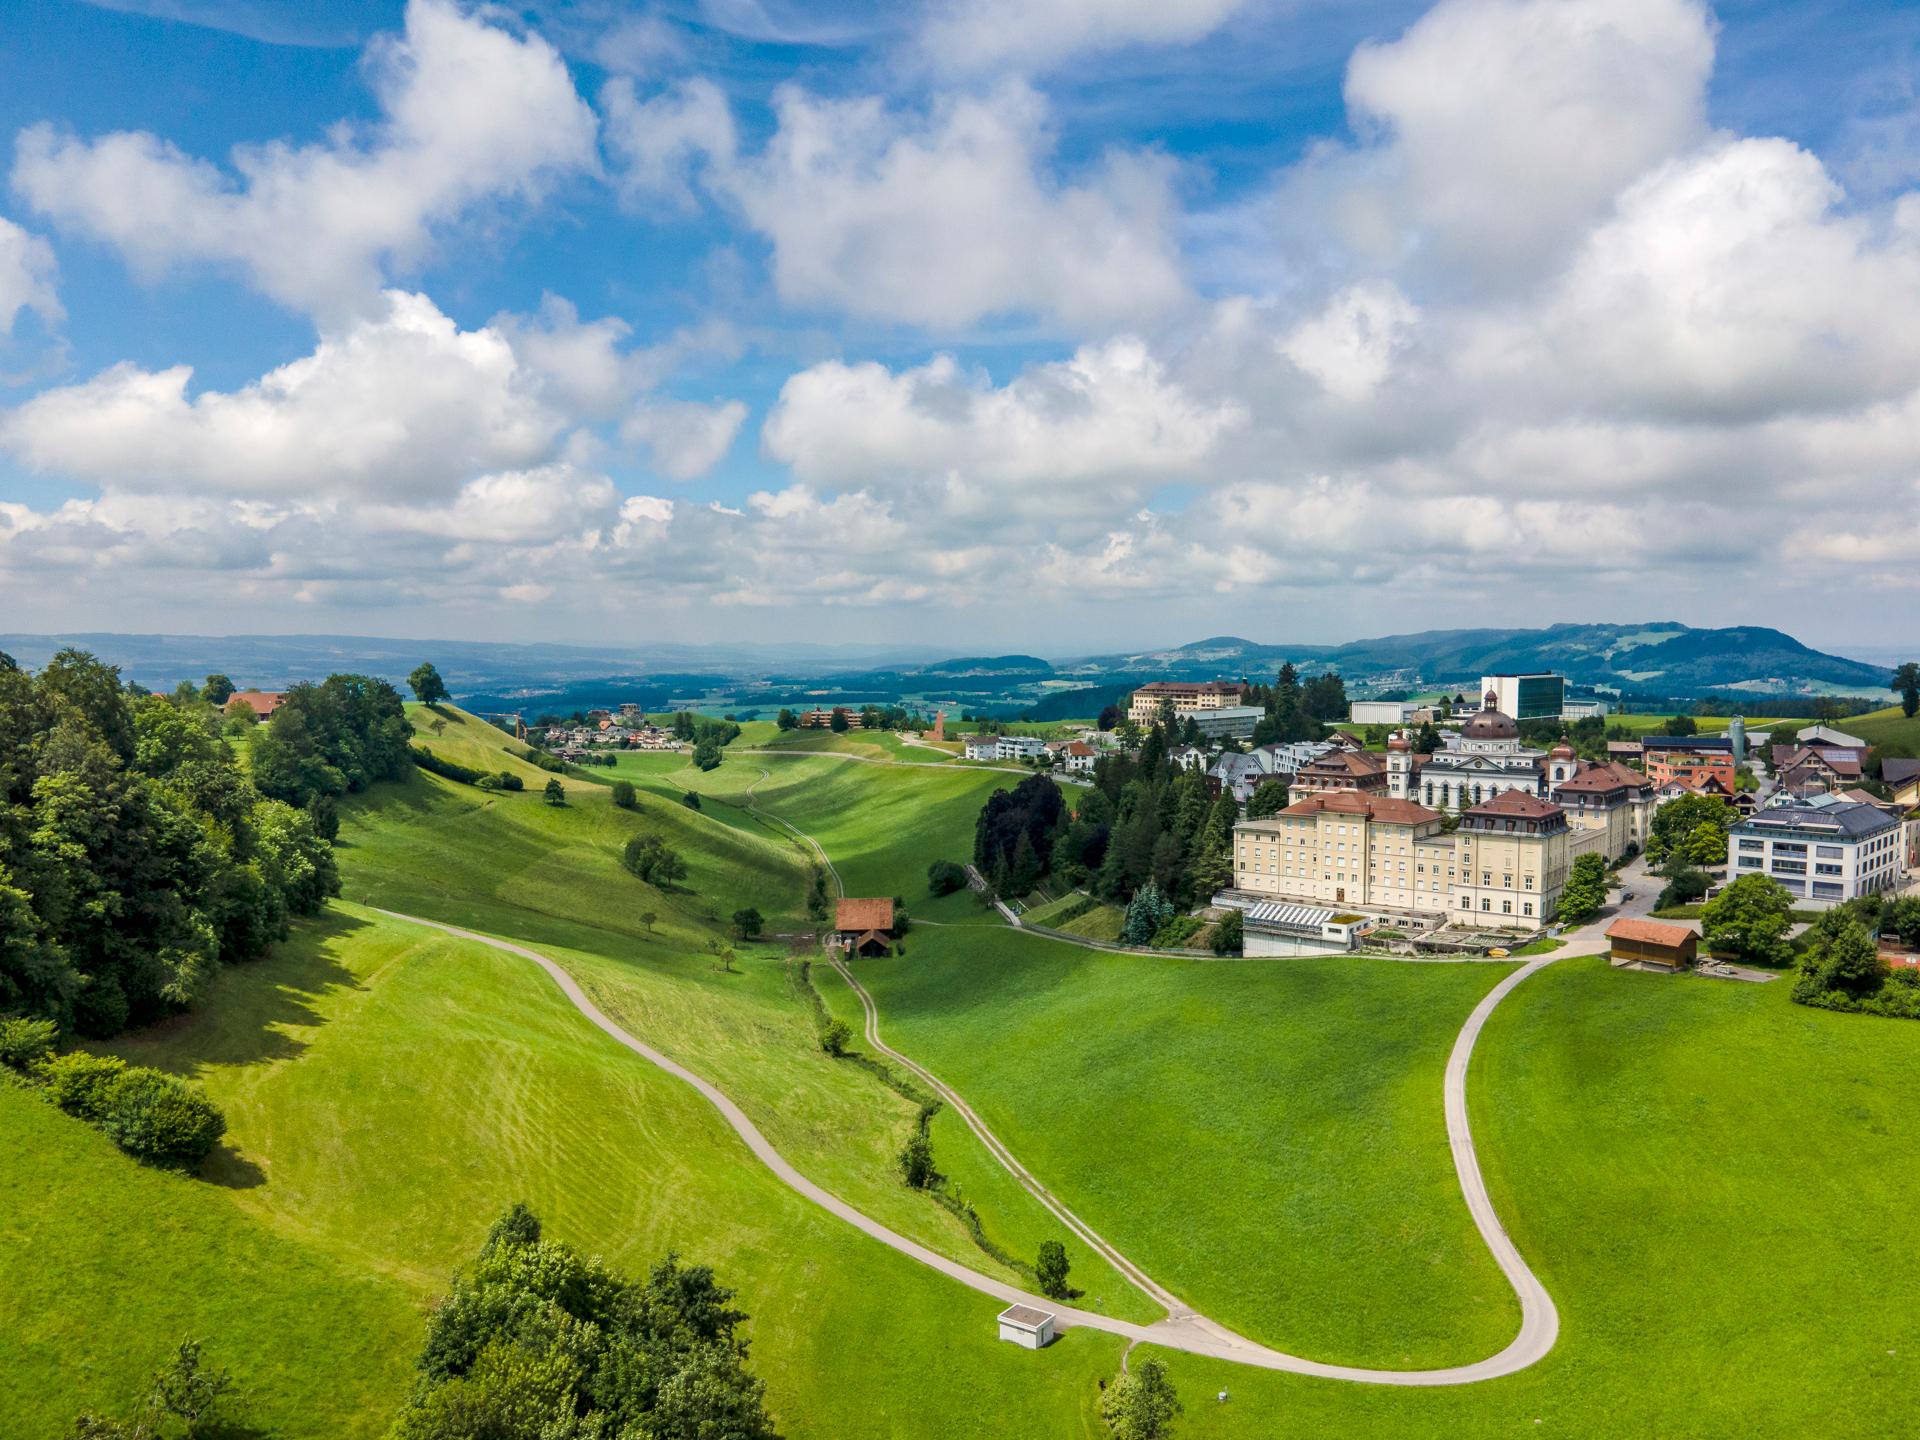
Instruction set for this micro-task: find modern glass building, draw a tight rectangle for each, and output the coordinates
[1481,672,1566,721]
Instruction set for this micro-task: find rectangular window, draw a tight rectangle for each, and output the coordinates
[1502,900,1513,914]
[1816,845,1843,859]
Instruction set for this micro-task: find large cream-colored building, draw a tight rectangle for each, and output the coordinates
[1127,680,1243,726]
[1232,791,1453,913]
[1232,787,1603,932]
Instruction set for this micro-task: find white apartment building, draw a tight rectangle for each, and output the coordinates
[1727,796,1906,907]
[995,736,1048,761]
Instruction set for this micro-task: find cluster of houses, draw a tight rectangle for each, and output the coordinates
[960,732,1101,773]
[531,705,680,761]
[1102,675,1919,954]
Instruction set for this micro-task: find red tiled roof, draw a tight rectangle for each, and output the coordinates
[226,690,285,715]
[1606,918,1697,948]
[835,897,895,932]
[1302,749,1387,776]
[1278,791,1441,825]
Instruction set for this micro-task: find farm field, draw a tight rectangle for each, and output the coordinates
[850,928,1524,1368]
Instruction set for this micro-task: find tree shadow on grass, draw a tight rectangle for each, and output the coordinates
[201,1140,268,1191]
[114,908,376,1075]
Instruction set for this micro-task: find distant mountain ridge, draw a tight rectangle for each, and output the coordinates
[0,621,1886,705]
[1071,623,1886,694]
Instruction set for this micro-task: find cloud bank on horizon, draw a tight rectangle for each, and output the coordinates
[0,0,1917,652]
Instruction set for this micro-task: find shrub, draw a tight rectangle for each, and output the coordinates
[1037,1240,1071,1300]
[898,1132,935,1189]
[821,1019,852,1057]
[0,1015,58,1071]
[496,771,523,792]
[1655,865,1709,911]
[409,745,487,785]
[927,859,968,896]
[681,791,702,810]
[100,1067,227,1170]
[1211,909,1244,956]
[611,779,637,809]
[36,1050,126,1121]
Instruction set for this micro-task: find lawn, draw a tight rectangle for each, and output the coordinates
[851,928,1524,1367]
[1122,956,1920,1438]
[6,902,1128,1437]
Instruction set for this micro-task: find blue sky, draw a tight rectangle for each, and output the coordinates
[1,0,1918,654]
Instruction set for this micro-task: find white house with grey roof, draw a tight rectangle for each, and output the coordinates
[1728,795,1906,907]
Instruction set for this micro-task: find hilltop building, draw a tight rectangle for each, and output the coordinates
[1386,693,1550,811]
[1126,680,1243,726]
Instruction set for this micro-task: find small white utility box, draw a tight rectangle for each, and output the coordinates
[997,1304,1056,1349]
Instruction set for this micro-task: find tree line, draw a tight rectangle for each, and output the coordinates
[0,650,346,1038]
[973,719,1242,917]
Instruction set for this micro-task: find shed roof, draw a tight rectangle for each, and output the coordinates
[835,897,895,932]
[1606,918,1697,948]
[998,1305,1055,1329]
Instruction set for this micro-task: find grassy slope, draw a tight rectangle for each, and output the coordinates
[648,747,1019,902]
[405,703,602,793]
[853,928,1523,1368]
[334,762,1148,1322]
[1137,956,1920,1439]
[8,903,1124,1438]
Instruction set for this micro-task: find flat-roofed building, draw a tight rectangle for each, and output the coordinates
[1481,673,1565,721]
[1350,700,1417,726]
[1189,704,1264,740]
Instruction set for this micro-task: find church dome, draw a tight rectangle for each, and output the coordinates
[1463,708,1520,741]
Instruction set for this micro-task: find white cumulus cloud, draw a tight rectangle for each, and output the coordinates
[12,0,598,316]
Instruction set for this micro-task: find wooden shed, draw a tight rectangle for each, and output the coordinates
[1605,917,1698,971]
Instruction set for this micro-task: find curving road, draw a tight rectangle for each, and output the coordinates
[374,904,1572,1385]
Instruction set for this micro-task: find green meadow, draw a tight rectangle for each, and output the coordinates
[849,929,1522,1367]
[12,705,1920,1438]
[1131,957,1920,1439]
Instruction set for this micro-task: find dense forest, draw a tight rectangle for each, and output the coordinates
[975,720,1241,910]
[0,650,406,1037]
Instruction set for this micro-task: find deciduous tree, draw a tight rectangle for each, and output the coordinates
[1701,873,1794,966]
[407,662,450,707]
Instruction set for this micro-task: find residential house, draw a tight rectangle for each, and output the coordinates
[1883,758,1920,810]
[224,690,286,721]
[1641,735,1737,792]
[995,736,1047,762]
[834,898,897,957]
[962,736,999,761]
[1060,740,1098,774]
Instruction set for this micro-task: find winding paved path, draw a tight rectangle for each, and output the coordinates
[374,902,1570,1385]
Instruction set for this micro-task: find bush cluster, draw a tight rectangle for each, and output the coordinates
[0,1029,226,1171]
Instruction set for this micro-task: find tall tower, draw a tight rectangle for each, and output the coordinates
[1728,715,1746,767]
[1547,742,1577,788]
[1386,730,1412,799]
[931,709,946,742]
